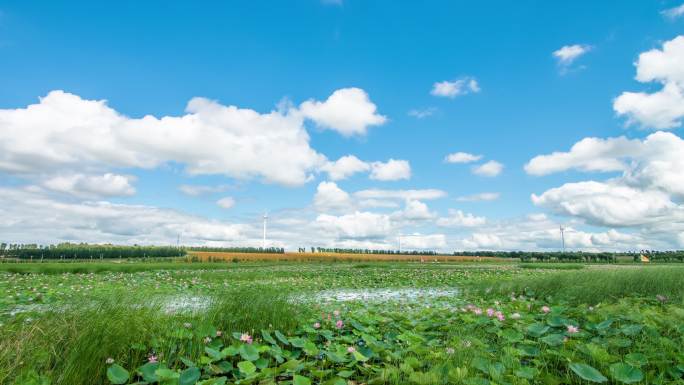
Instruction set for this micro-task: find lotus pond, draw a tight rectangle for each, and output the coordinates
[1,262,683,385]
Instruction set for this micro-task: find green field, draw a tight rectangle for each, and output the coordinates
[1,261,683,385]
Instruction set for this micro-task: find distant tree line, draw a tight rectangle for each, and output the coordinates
[0,243,185,260]
[453,250,684,263]
[298,247,443,255]
[188,246,285,254]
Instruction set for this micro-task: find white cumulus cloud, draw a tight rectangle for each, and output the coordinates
[320,155,371,181]
[662,3,684,19]
[430,77,480,98]
[369,159,411,181]
[437,209,487,227]
[43,173,136,198]
[445,152,482,164]
[614,35,684,129]
[315,211,393,239]
[553,44,592,66]
[299,88,387,136]
[472,160,503,177]
[531,181,680,227]
[313,181,353,212]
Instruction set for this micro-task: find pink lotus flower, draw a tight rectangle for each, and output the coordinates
[567,325,579,334]
[148,354,158,363]
[473,308,483,315]
[347,346,356,353]
[495,311,505,321]
[541,306,551,314]
[240,333,253,344]
[333,310,340,317]
[313,322,321,329]
[335,320,344,329]
[486,308,495,317]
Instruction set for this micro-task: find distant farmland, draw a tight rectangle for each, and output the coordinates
[188,250,512,262]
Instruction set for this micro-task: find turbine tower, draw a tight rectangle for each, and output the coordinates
[262,212,268,249]
[560,225,566,252]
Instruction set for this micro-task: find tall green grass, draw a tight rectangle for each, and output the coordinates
[0,287,305,385]
[481,266,684,304]
[517,263,585,270]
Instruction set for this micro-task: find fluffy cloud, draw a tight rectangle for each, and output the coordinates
[472,160,503,177]
[528,131,684,241]
[525,136,641,176]
[445,152,482,164]
[431,77,480,98]
[320,156,411,181]
[456,192,500,202]
[299,88,387,136]
[553,44,591,66]
[394,200,436,221]
[369,159,411,181]
[437,209,487,227]
[614,36,684,129]
[531,181,680,227]
[662,3,684,19]
[0,91,325,186]
[399,233,446,249]
[43,173,136,198]
[216,197,236,209]
[0,187,246,245]
[313,181,353,212]
[526,131,684,197]
[0,88,388,187]
[454,214,648,251]
[320,155,371,181]
[315,211,393,239]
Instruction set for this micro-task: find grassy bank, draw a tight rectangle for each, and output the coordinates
[0,286,304,385]
[482,266,684,304]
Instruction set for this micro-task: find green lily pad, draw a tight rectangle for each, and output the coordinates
[237,360,256,375]
[239,344,259,361]
[569,363,607,383]
[107,364,129,385]
[609,363,643,384]
[179,367,200,385]
[527,323,550,337]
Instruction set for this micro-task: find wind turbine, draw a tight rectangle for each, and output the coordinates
[262,212,268,249]
[559,225,566,252]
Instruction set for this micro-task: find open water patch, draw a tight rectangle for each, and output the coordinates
[309,287,459,303]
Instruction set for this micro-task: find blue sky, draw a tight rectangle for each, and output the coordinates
[1,1,684,251]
